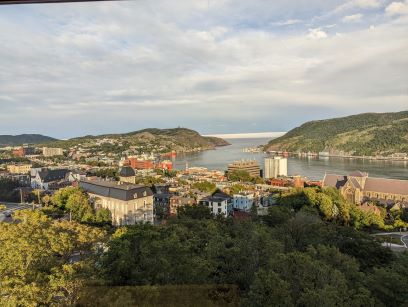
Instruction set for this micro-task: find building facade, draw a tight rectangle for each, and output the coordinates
[169,196,196,216]
[79,180,154,226]
[42,147,64,157]
[323,171,408,205]
[7,164,32,174]
[119,166,137,184]
[31,168,69,190]
[233,193,254,212]
[200,191,233,217]
[264,156,288,179]
[228,160,260,178]
[12,146,35,157]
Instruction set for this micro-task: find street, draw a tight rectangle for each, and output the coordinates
[374,232,408,252]
[0,202,32,223]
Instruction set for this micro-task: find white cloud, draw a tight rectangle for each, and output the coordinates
[308,28,328,39]
[342,13,364,22]
[0,1,407,137]
[386,1,408,16]
[354,0,382,8]
[339,0,382,11]
[272,19,302,26]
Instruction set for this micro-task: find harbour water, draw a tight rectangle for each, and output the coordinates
[173,138,408,180]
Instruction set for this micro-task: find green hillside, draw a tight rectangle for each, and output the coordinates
[42,128,229,153]
[0,134,57,146]
[266,111,408,156]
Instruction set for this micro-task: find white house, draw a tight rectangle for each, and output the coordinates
[199,192,232,217]
[31,168,69,190]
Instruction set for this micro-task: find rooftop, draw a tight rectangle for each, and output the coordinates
[228,160,260,167]
[80,179,153,201]
[81,179,144,191]
[119,166,136,177]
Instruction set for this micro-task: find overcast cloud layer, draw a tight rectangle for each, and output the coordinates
[0,0,407,138]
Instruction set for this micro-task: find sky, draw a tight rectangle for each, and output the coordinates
[0,0,407,139]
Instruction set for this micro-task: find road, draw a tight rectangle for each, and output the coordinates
[0,202,33,222]
[374,232,408,252]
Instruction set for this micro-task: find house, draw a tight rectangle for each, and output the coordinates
[153,184,170,194]
[169,196,196,216]
[31,168,69,190]
[6,164,32,174]
[153,193,172,218]
[199,191,233,217]
[0,172,31,187]
[233,193,255,212]
[323,171,408,205]
[360,202,383,216]
[79,179,154,226]
[67,170,87,183]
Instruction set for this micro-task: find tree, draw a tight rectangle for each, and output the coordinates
[0,177,21,202]
[0,210,106,306]
[262,205,293,227]
[367,253,408,306]
[246,270,293,307]
[227,170,252,182]
[192,181,216,193]
[177,204,212,219]
[49,187,111,225]
[229,184,246,195]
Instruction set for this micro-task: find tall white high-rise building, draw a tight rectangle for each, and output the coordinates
[264,156,288,179]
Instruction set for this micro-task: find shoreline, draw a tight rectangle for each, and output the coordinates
[268,151,408,162]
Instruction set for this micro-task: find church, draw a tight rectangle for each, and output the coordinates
[322,171,408,205]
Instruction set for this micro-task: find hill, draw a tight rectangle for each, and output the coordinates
[265,111,408,156]
[0,134,57,146]
[42,128,229,153]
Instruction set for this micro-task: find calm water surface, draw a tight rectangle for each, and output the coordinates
[173,138,408,180]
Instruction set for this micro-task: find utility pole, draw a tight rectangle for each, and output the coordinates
[37,190,41,205]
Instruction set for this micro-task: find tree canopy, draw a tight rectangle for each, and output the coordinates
[1,187,407,306]
[0,210,106,306]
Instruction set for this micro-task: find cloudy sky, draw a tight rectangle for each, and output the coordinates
[0,0,407,138]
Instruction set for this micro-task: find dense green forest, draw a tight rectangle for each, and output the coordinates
[266,111,408,156]
[1,187,407,306]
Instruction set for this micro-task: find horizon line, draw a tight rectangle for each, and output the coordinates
[204,132,286,139]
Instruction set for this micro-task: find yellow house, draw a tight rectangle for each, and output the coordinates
[7,164,32,174]
[79,179,154,226]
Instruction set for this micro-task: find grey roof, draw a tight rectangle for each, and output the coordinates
[79,180,153,201]
[349,171,368,177]
[323,174,348,189]
[364,177,408,195]
[119,166,136,177]
[212,191,232,200]
[201,196,229,203]
[38,169,69,183]
[349,177,362,189]
[323,173,408,195]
